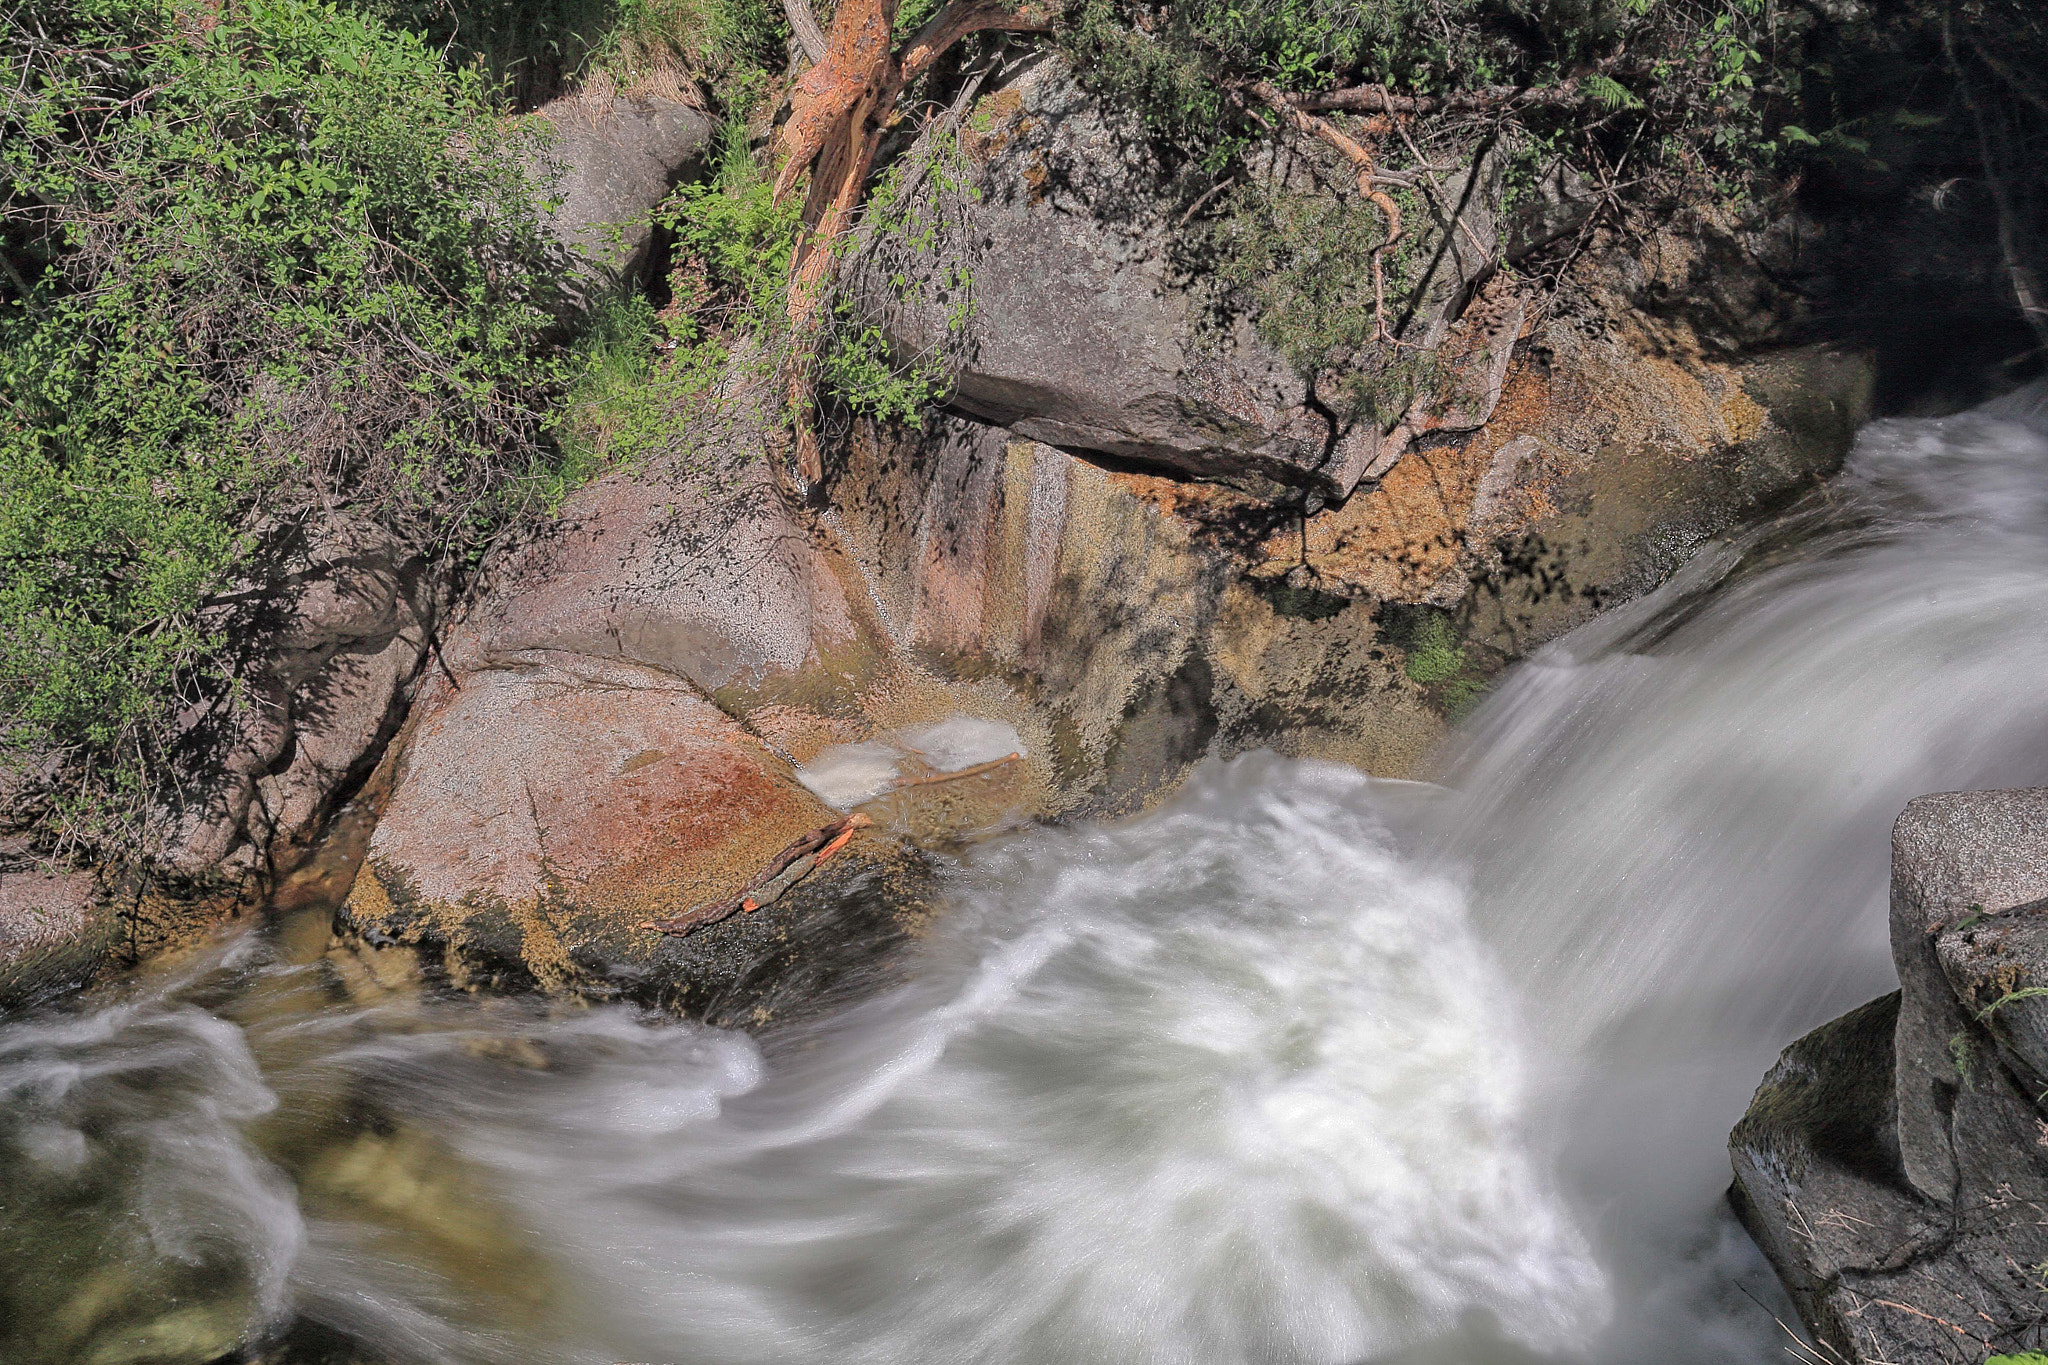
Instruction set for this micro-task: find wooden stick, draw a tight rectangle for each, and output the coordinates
[882,752,1022,791]
[642,813,872,936]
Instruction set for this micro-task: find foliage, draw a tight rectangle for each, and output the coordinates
[1061,0,1815,188]
[825,131,979,424]
[656,118,976,431]
[548,293,697,486]
[1385,607,1486,717]
[1197,179,1434,419]
[1,0,571,856]
[599,0,784,88]
[893,0,944,40]
[657,129,801,379]
[354,0,785,107]
[1976,987,2048,1024]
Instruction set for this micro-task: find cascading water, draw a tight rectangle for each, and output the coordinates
[5,383,2048,1365]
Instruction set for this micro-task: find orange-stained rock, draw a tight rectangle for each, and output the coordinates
[344,655,857,996]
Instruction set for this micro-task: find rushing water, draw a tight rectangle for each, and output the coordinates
[8,385,2048,1365]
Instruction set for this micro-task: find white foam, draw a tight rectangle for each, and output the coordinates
[796,716,1025,809]
[794,741,901,809]
[896,715,1024,771]
[347,755,1609,1365]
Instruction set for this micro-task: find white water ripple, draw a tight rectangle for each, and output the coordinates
[385,756,1607,1365]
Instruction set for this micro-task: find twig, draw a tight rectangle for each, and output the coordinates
[880,751,1022,790]
[1177,176,1237,228]
[641,812,873,936]
[1243,82,1405,343]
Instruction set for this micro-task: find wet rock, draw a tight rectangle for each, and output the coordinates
[829,413,1446,794]
[346,655,854,996]
[0,866,113,1009]
[1731,787,2048,1363]
[1893,789,2048,1202]
[339,412,945,1016]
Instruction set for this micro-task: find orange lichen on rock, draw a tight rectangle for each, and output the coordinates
[344,659,842,983]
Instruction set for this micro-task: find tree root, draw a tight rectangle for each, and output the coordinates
[1245,81,1406,344]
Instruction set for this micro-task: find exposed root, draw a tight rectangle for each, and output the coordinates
[771,0,1052,488]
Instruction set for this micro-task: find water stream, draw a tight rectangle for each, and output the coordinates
[7,385,2048,1365]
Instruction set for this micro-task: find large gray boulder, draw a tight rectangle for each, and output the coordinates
[1732,788,2048,1363]
[533,84,716,284]
[847,59,1517,501]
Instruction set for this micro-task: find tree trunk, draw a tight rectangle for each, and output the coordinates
[771,0,1052,486]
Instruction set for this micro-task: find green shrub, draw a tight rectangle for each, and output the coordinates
[600,0,784,87]
[1203,183,1417,390]
[548,293,692,485]
[1385,607,1487,717]
[1,0,571,855]
[354,0,785,107]
[1062,0,1810,188]
[655,120,971,430]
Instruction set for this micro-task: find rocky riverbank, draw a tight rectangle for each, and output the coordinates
[1,54,1884,1013]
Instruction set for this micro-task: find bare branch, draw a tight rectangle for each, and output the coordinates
[782,0,829,66]
[898,0,1053,83]
[1245,81,1406,343]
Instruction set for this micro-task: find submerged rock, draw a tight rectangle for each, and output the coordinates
[1732,787,2048,1362]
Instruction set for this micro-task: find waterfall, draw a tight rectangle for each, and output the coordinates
[4,383,2047,1365]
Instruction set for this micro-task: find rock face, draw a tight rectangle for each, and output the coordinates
[0,866,112,1009]
[336,54,1875,1014]
[340,429,934,1016]
[848,59,1520,499]
[342,320,1867,1012]
[1732,788,2048,1363]
[151,523,445,891]
[5,56,1878,1013]
[338,393,1446,1009]
[531,80,715,285]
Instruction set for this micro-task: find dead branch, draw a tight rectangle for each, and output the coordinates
[898,0,1052,83]
[1246,81,1405,343]
[1293,79,1586,116]
[883,752,1022,790]
[771,0,1051,486]
[641,812,873,936]
[782,0,829,66]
